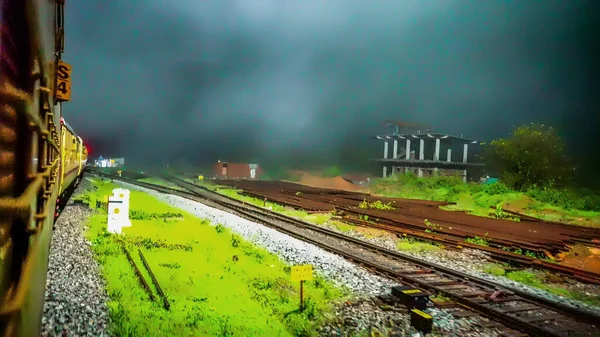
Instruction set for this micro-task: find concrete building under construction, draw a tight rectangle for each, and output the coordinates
[372,122,484,182]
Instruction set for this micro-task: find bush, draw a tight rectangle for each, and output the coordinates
[322,166,342,177]
[482,182,511,196]
[483,123,573,190]
[527,187,600,212]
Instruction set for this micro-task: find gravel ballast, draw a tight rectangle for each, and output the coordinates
[41,179,110,337]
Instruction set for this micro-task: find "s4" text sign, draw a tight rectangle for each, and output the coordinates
[55,61,72,101]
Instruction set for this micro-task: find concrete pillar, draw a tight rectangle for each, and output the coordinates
[406,139,411,159]
[383,165,388,178]
[463,169,467,183]
[447,148,452,162]
[383,141,389,159]
[393,140,398,159]
[418,139,425,177]
[434,138,440,161]
[463,143,468,163]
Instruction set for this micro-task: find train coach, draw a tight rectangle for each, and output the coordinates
[0,1,87,336]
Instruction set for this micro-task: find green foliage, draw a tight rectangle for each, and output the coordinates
[374,172,469,203]
[358,199,395,210]
[465,235,490,246]
[493,205,520,221]
[526,187,600,212]
[129,209,183,221]
[483,123,574,190]
[395,237,441,253]
[483,264,506,276]
[322,166,342,177]
[423,219,442,232]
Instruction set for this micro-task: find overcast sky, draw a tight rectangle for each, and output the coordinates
[63,0,599,172]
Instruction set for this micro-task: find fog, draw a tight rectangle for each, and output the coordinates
[63,0,600,173]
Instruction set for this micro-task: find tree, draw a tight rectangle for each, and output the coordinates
[483,123,574,190]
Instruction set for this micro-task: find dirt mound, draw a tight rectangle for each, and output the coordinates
[296,174,365,192]
[559,245,600,274]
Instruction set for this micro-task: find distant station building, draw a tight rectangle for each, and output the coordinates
[372,122,484,182]
[213,161,261,179]
[94,155,125,168]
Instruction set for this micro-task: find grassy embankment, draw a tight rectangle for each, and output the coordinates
[78,178,347,337]
[371,173,600,228]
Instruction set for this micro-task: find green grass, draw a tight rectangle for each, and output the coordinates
[83,178,348,336]
[481,265,600,307]
[483,263,506,276]
[396,238,441,253]
[464,236,490,247]
[372,173,600,227]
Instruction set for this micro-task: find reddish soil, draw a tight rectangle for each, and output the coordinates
[559,246,600,274]
[215,179,600,255]
[294,173,365,192]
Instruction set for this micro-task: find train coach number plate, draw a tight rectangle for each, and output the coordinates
[56,61,72,101]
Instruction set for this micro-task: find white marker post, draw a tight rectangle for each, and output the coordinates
[107,197,124,234]
[107,189,131,233]
[112,188,131,227]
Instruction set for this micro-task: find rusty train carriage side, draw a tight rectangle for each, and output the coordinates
[0,1,70,336]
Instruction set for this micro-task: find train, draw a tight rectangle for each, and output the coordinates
[0,1,88,336]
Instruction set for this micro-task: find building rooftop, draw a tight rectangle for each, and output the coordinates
[372,132,480,144]
[370,158,484,167]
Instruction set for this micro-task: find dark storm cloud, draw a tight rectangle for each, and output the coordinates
[63,0,599,171]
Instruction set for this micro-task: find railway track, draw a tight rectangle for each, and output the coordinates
[336,215,600,284]
[211,179,600,284]
[92,170,600,337]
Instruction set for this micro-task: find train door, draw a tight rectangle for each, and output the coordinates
[59,127,66,193]
[222,163,228,177]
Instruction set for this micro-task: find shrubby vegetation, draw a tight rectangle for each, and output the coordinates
[483,123,573,190]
